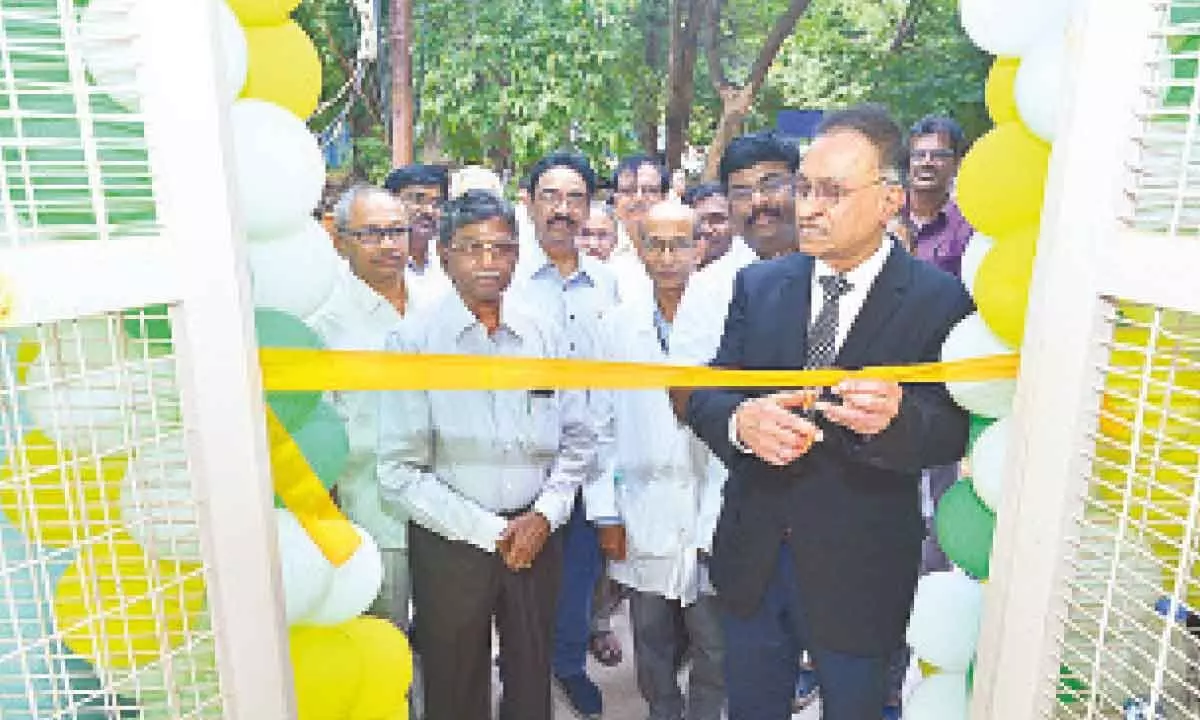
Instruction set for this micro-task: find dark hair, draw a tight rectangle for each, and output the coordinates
[718,131,800,188]
[682,181,726,207]
[517,174,531,191]
[527,151,597,195]
[438,189,517,247]
[612,154,669,193]
[909,115,966,158]
[383,164,450,197]
[816,104,907,183]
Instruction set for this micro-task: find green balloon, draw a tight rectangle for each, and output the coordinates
[967,414,996,456]
[935,480,995,580]
[254,308,325,433]
[272,401,348,509]
[967,659,975,692]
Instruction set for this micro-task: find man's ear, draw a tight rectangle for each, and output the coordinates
[881,183,906,219]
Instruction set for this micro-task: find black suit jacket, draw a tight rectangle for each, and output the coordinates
[685,245,974,656]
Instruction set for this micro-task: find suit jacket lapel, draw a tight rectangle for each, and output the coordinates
[779,253,815,368]
[836,245,913,367]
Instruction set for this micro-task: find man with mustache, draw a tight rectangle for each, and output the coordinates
[672,105,972,720]
[385,164,454,305]
[378,190,597,720]
[510,151,622,720]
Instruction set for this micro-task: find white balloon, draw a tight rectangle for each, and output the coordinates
[77,0,248,110]
[969,416,1010,511]
[905,673,970,720]
[1015,34,1069,142]
[959,0,1073,57]
[247,219,340,318]
[120,440,203,562]
[22,357,180,451]
[960,233,993,297]
[275,509,336,625]
[300,524,384,626]
[906,570,983,672]
[941,313,1017,419]
[230,99,326,239]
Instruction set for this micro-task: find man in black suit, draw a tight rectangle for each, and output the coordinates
[672,105,973,720]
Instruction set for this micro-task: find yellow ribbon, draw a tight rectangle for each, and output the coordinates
[259,349,1020,392]
[262,349,1020,566]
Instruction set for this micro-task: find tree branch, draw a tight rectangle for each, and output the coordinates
[888,0,926,53]
[703,0,728,92]
[743,0,814,96]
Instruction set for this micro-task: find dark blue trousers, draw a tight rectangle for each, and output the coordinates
[722,542,890,720]
[551,493,601,678]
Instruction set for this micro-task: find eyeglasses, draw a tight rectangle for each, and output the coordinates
[616,185,664,198]
[577,228,616,240]
[794,176,885,205]
[346,225,411,246]
[910,149,956,163]
[398,190,443,208]
[536,189,589,208]
[447,240,520,259]
[643,236,700,255]
[727,174,795,203]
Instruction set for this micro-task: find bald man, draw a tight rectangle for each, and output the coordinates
[596,199,727,720]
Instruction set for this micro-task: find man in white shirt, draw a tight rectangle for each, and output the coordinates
[575,201,619,262]
[681,182,733,269]
[307,184,429,632]
[509,151,620,720]
[600,200,725,720]
[378,190,597,720]
[608,155,670,304]
[384,164,454,303]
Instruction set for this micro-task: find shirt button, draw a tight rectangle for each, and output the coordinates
[569,343,576,352]
[569,314,575,320]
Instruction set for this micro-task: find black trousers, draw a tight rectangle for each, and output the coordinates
[409,521,564,720]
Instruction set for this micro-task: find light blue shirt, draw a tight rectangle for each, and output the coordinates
[376,291,597,552]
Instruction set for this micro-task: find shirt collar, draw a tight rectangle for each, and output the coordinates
[813,235,894,291]
[438,289,525,343]
[340,260,407,318]
[525,239,600,288]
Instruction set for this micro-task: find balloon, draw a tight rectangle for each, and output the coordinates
[254,308,325,432]
[301,524,384,626]
[54,535,207,671]
[1015,33,1069,142]
[984,57,1020,124]
[0,430,126,547]
[77,0,247,110]
[958,0,1073,57]
[241,21,322,119]
[276,401,349,508]
[289,624,364,720]
[968,416,1010,511]
[940,313,1017,419]
[934,481,995,580]
[119,441,204,563]
[230,99,325,239]
[248,219,341,318]
[275,509,335,624]
[0,521,108,718]
[907,570,983,672]
[344,617,414,718]
[904,672,969,720]
[955,123,1051,239]
[226,0,304,27]
[21,357,181,451]
[974,226,1039,348]
[966,415,996,455]
[959,233,993,296]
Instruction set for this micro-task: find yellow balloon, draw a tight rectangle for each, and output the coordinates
[0,430,126,547]
[54,535,207,670]
[344,617,413,719]
[956,123,1052,238]
[241,21,322,120]
[918,659,941,678]
[225,0,302,27]
[973,225,1040,348]
[290,624,364,720]
[985,57,1021,124]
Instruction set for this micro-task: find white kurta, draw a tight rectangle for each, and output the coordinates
[670,236,757,365]
[598,296,723,605]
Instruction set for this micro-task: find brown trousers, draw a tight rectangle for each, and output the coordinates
[409,521,563,720]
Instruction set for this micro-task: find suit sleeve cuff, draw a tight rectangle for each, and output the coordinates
[728,407,751,454]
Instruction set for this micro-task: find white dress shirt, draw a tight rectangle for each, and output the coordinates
[671,235,759,365]
[376,291,596,552]
[510,240,621,522]
[304,261,438,550]
[404,241,453,307]
[607,252,653,306]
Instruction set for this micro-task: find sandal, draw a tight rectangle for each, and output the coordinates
[588,629,623,667]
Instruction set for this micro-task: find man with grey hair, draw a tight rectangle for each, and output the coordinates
[575,201,619,262]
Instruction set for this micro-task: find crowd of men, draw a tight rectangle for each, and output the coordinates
[317,103,976,720]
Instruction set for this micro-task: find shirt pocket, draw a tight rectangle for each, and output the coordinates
[526,390,561,456]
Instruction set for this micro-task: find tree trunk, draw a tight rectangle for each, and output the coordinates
[635,0,668,156]
[664,0,700,171]
[390,0,414,165]
[700,0,815,180]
